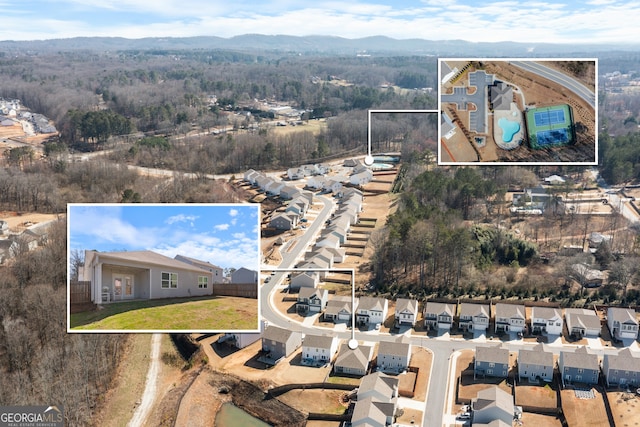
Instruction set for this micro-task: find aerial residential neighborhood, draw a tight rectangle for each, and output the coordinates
[2,7,640,426]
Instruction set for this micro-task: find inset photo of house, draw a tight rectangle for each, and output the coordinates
[439,58,596,165]
[67,203,260,333]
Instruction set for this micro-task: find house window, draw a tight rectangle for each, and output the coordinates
[162,272,178,288]
[198,276,208,289]
[578,368,584,374]
[489,362,495,368]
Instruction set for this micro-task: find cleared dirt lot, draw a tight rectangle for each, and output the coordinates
[0,211,61,231]
[608,390,640,427]
[515,382,558,411]
[560,387,610,427]
[520,412,563,427]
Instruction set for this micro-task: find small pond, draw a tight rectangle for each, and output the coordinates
[215,402,271,427]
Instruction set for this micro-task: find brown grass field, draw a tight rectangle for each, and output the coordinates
[560,388,610,427]
[608,390,640,427]
[515,382,557,410]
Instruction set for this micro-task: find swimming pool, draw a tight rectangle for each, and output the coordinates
[498,118,520,143]
[371,162,394,170]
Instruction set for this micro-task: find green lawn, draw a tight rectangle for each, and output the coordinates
[70,295,258,330]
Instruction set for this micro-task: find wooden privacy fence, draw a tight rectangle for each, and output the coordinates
[70,281,91,303]
[212,283,258,299]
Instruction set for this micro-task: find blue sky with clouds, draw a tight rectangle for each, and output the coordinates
[68,204,260,271]
[0,0,635,44]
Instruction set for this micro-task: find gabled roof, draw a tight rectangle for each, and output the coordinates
[565,308,601,331]
[532,306,562,321]
[494,303,526,320]
[358,296,387,312]
[88,250,209,274]
[472,386,514,414]
[476,346,509,365]
[358,371,398,399]
[351,396,387,427]
[174,254,222,271]
[605,348,640,372]
[561,346,599,371]
[424,301,455,316]
[395,298,418,315]
[325,296,355,316]
[334,342,372,371]
[378,336,410,358]
[518,343,553,367]
[608,307,638,326]
[303,334,335,350]
[460,302,490,319]
[263,325,297,343]
[298,287,327,300]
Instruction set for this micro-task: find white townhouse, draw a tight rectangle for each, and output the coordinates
[531,306,563,336]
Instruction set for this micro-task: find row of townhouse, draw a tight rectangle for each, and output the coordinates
[296,291,420,331]
[475,341,640,389]
[252,325,414,376]
[425,301,639,342]
[290,188,363,291]
[286,163,330,181]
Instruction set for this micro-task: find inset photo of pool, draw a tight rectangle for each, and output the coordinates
[439,58,597,165]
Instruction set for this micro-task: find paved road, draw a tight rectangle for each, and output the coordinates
[510,61,596,109]
[590,168,640,223]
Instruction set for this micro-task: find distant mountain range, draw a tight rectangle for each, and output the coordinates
[1,34,638,56]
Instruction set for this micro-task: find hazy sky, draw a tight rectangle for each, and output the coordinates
[68,204,260,271]
[0,0,635,44]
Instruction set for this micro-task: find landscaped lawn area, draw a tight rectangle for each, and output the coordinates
[70,295,258,330]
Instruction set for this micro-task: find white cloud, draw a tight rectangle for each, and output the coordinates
[165,214,198,225]
[0,1,637,47]
[229,208,239,217]
[70,207,160,249]
[214,223,230,231]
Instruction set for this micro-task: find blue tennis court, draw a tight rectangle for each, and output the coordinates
[534,109,565,126]
[536,128,569,146]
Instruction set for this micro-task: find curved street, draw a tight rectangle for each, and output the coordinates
[510,61,596,108]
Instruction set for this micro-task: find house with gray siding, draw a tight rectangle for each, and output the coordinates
[296,287,328,313]
[607,307,639,342]
[333,342,373,377]
[559,346,599,386]
[174,254,224,283]
[565,308,601,339]
[231,267,258,284]
[517,343,554,382]
[85,250,214,304]
[423,301,455,331]
[459,303,490,332]
[261,325,302,364]
[395,298,419,327]
[356,296,388,328]
[603,348,640,387]
[324,296,357,323]
[351,372,398,427]
[376,336,411,374]
[301,334,338,366]
[531,306,563,336]
[474,346,509,379]
[471,386,514,426]
[493,303,526,334]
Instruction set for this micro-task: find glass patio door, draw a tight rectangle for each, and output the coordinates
[113,274,134,300]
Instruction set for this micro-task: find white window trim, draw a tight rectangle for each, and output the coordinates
[198,275,208,289]
[162,271,178,288]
